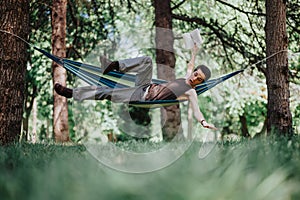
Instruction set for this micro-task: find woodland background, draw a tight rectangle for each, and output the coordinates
[2,0,297,143]
[0,1,300,200]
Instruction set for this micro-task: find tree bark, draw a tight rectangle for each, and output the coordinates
[154,0,182,141]
[52,0,70,142]
[0,0,29,145]
[239,114,250,137]
[265,0,292,135]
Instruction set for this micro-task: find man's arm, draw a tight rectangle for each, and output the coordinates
[185,45,199,79]
[185,89,217,130]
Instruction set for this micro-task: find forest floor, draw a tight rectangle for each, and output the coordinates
[0,136,300,200]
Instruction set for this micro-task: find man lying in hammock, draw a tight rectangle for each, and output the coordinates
[55,45,217,130]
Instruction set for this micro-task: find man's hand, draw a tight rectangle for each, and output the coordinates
[186,44,199,78]
[201,120,218,130]
[191,44,199,56]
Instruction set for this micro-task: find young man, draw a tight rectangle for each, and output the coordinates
[55,45,217,130]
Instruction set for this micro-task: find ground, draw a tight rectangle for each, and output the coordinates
[0,136,300,200]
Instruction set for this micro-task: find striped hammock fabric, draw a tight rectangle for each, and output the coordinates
[34,47,244,108]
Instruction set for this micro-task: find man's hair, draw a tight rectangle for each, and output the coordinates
[194,65,211,81]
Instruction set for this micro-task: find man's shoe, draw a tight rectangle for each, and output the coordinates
[100,56,119,74]
[54,83,73,98]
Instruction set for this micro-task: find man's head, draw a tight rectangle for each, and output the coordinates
[187,65,211,88]
[194,65,211,81]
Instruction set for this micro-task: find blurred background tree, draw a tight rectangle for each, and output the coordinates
[52,0,69,142]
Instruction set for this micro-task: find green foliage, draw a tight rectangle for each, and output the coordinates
[170,0,300,136]
[220,69,268,136]
[172,0,265,70]
[117,105,152,138]
[0,137,300,199]
[71,99,118,142]
[294,105,300,134]
[24,0,300,141]
[25,0,115,141]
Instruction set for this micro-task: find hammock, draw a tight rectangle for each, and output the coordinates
[33,47,244,108]
[0,29,244,108]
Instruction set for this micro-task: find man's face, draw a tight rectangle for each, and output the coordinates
[187,69,206,87]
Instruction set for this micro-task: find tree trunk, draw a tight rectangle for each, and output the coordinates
[22,82,37,141]
[31,97,37,143]
[265,0,292,135]
[22,114,29,141]
[154,0,182,141]
[0,0,29,145]
[52,0,70,142]
[187,103,193,140]
[239,114,250,137]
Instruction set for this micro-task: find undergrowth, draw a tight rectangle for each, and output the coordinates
[0,136,299,200]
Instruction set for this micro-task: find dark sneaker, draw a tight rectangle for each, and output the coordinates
[100,56,119,74]
[54,83,73,98]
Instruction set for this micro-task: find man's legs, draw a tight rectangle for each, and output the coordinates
[55,56,153,102]
[119,56,153,86]
[54,83,147,102]
[102,56,153,86]
[73,85,145,102]
[54,83,113,101]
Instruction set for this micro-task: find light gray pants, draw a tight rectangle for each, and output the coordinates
[73,56,153,102]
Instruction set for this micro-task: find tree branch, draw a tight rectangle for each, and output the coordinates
[172,13,266,73]
[173,14,254,55]
[215,0,265,16]
[246,13,264,51]
[171,0,186,10]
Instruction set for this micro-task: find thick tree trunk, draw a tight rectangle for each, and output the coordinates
[52,0,70,142]
[265,0,292,135]
[154,0,182,141]
[0,0,29,145]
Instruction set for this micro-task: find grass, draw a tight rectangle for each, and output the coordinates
[0,136,300,200]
